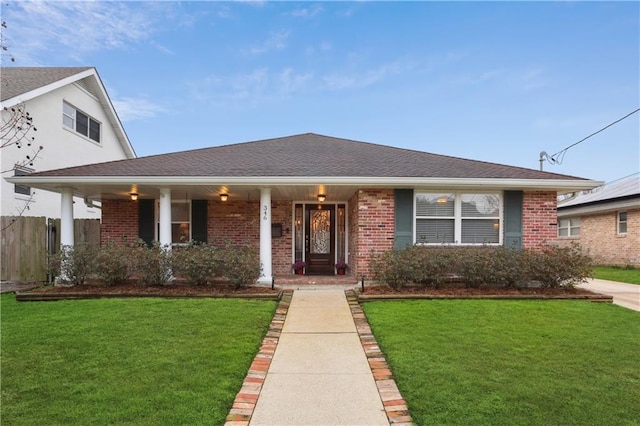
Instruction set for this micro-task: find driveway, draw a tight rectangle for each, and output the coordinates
[578,279,640,312]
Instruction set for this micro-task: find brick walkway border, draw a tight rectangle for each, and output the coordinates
[346,290,414,425]
[225,290,293,426]
[225,289,414,426]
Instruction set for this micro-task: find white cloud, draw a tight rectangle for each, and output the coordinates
[322,60,415,91]
[289,5,323,19]
[248,30,290,54]
[112,97,167,122]
[3,1,168,64]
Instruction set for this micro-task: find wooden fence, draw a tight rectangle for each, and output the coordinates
[1,216,100,282]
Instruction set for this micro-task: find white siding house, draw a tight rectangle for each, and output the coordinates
[1,67,135,219]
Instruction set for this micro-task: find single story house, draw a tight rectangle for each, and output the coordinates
[8,133,601,283]
[557,173,639,266]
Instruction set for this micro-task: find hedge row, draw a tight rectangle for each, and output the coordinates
[52,240,262,288]
[370,244,592,289]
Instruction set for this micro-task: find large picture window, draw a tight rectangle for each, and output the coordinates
[63,101,101,143]
[415,192,501,245]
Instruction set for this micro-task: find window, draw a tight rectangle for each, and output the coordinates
[558,218,580,237]
[63,102,101,143]
[156,201,191,244]
[415,192,501,244]
[618,212,627,234]
[13,167,32,196]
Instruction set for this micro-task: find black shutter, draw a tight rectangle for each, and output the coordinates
[191,200,208,243]
[504,191,523,249]
[138,199,155,247]
[394,189,414,249]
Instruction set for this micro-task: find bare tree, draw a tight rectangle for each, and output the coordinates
[1,14,43,230]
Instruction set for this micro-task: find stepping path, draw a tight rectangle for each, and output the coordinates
[225,289,412,426]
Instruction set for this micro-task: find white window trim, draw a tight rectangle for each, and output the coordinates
[558,217,581,237]
[62,101,102,144]
[617,211,628,235]
[155,199,192,245]
[414,191,503,246]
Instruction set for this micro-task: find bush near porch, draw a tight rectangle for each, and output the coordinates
[370,244,592,289]
[50,240,262,288]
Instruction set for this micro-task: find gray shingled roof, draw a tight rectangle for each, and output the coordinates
[26,133,587,180]
[1,67,92,101]
[559,173,640,208]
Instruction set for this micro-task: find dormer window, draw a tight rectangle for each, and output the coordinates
[63,101,101,143]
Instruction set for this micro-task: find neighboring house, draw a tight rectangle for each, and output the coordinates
[557,173,640,266]
[9,133,600,283]
[1,67,136,219]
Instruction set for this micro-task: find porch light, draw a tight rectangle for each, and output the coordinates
[317,194,326,202]
[130,192,138,201]
[220,193,229,202]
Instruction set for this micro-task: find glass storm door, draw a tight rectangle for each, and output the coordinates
[305,205,335,275]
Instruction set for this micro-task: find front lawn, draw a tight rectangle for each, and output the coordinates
[1,294,276,425]
[363,300,640,425]
[593,266,640,285]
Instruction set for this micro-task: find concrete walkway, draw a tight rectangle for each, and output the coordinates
[225,289,407,425]
[249,289,389,425]
[578,278,640,312]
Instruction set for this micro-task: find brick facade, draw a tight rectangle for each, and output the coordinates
[350,189,395,278]
[557,208,640,266]
[101,199,138,243]
[100,188,563,280]
[206,200,293,275]
[522,191,558,249]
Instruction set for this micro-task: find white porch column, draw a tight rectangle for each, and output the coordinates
[60,188,74,248]
[159,188,172,248]
[257,187,273,285]
[57,188,75,284]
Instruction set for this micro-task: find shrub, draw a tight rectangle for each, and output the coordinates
[133,241,173,286]
[370,248,412,289]
[55,243,98,286]
[94,240,137,286]
[217,244,262,289]
[457,247,527,288]
[371,244,592,289]
[172,242,218,286]
[524,244,592,288]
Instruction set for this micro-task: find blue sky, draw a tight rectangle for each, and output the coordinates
[4,1,639,183]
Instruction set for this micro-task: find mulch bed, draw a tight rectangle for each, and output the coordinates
[361,286,595,296]
[12,282,612,304]
[15,282,281,301]
[358,284,612,302]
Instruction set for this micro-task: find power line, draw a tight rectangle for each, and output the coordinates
[539,108,640,170]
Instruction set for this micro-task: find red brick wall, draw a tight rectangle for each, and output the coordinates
[271,201,293,275]
[206,200,292,275]
[348,192,360,276]
[522,191,558,249]
[101,199,138,243]
[351,189,395,278]
[556,209,640,266]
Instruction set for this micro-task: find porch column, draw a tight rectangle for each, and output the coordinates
[159,188,172,248]
[257,187,272,285]
[57,188,74,284]
[60,188,74,248]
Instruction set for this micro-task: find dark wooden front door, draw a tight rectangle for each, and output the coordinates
[305,205,335,275]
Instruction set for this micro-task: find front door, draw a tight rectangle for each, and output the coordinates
[305,205,335,275]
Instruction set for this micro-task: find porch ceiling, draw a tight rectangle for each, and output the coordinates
[48,182,362,203]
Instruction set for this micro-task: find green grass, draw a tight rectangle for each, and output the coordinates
[593,266,640,284]
[1,294,276,425]
[363,300,640,425]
